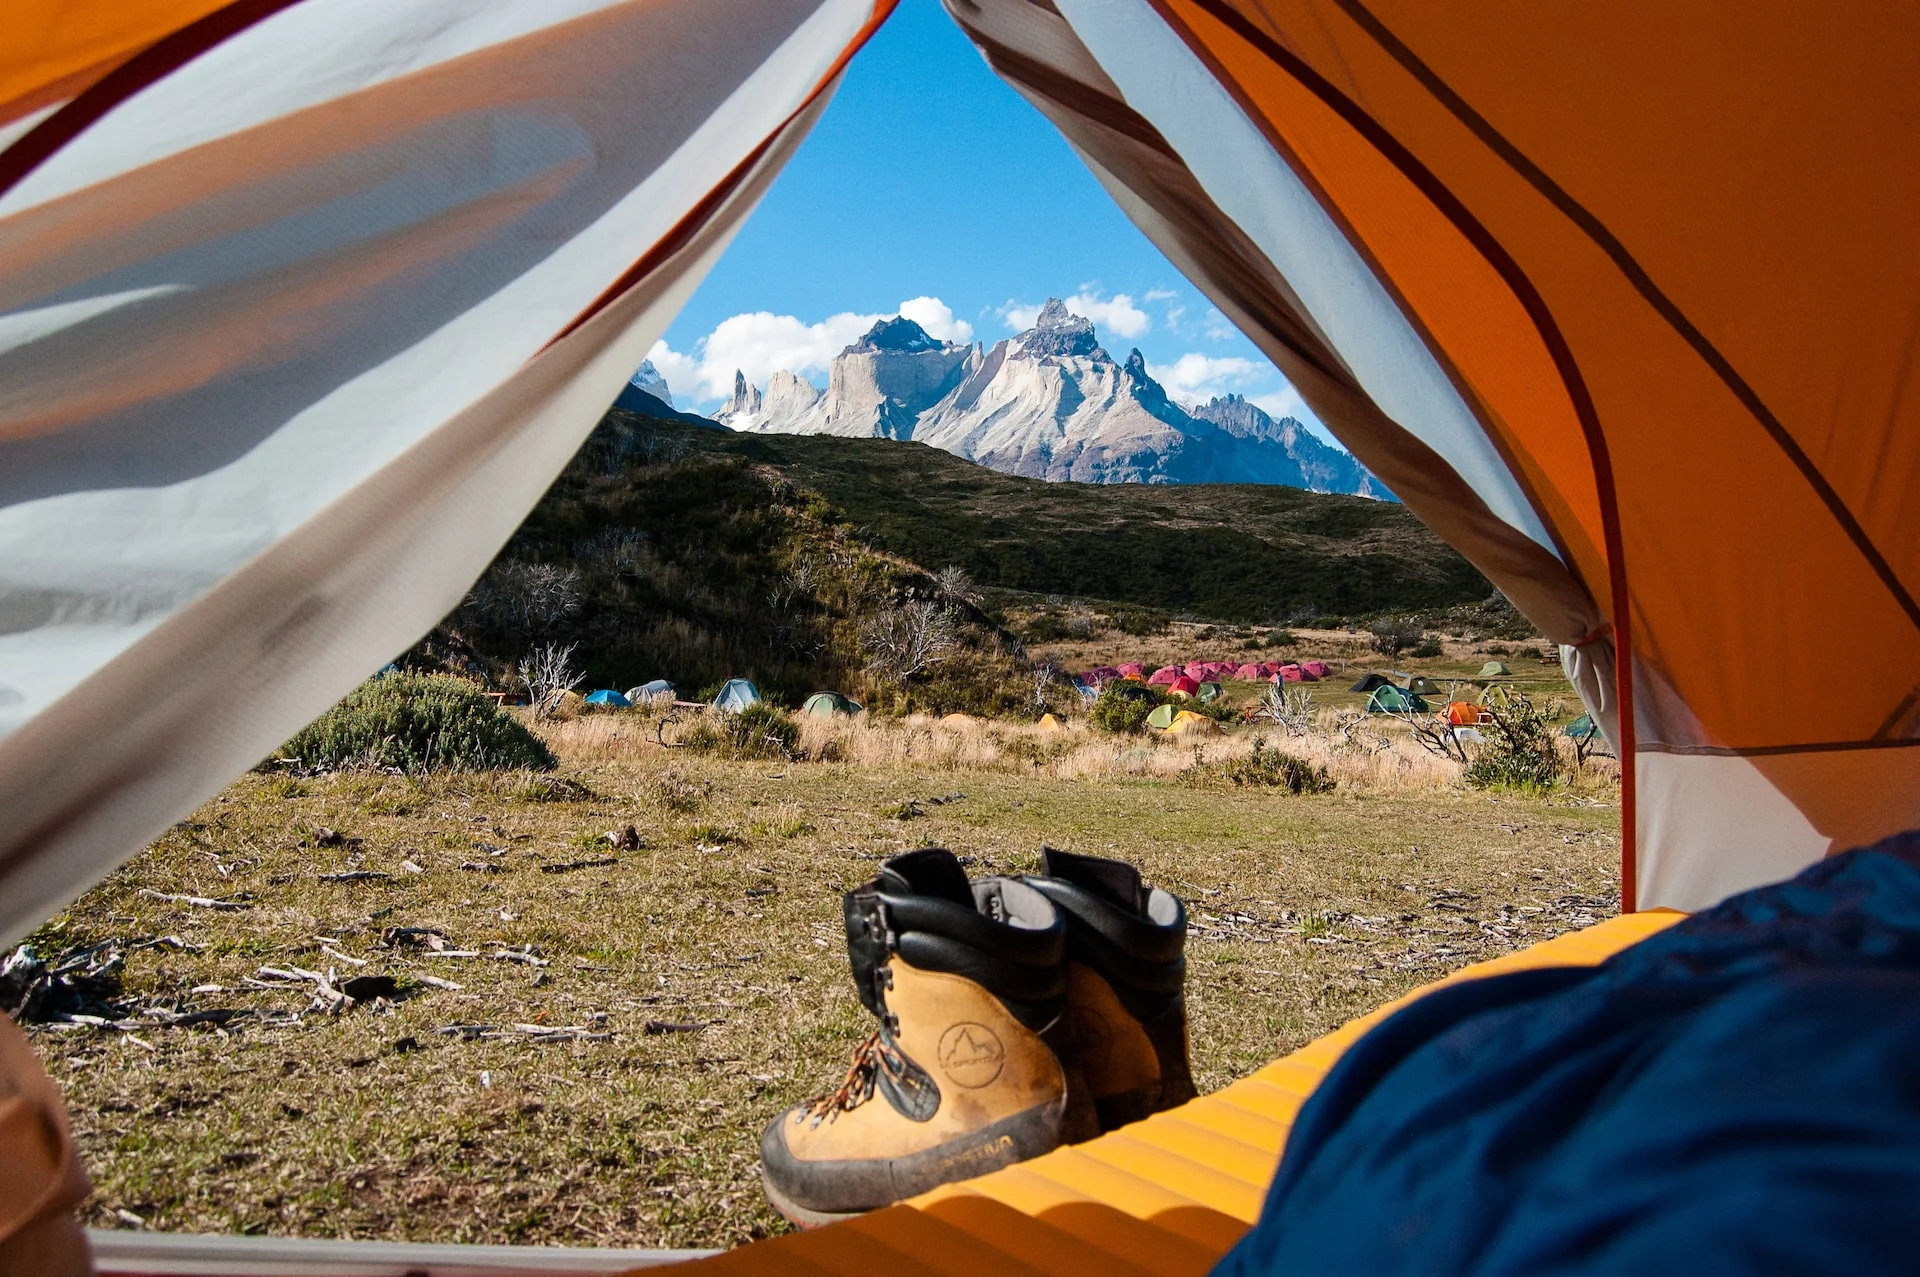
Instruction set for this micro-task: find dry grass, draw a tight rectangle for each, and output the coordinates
[27,713,1620,1251]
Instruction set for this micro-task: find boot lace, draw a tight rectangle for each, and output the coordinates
[801,1028,910,1126]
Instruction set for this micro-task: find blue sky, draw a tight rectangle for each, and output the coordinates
[649,0,1332,442]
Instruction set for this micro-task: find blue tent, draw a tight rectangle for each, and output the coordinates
[712,679,762,713]
[584,689,631,708]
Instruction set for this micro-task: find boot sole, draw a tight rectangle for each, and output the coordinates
[760,1167,863,1230]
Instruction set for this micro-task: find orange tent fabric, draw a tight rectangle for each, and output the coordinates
[951,0,1920,911]
[1446,700,1485,728]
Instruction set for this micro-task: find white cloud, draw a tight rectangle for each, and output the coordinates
[1143,287,1179,303]
[644,341,700,406]
[1202,307,1238,342]
[647,296,972,406]
[1148,353,1264,404]
[999,290,1151,341]
[898,296,973,344]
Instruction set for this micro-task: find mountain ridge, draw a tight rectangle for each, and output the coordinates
[713,301,1386,498]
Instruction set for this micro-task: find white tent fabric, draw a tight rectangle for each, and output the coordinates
[0,0,889,946]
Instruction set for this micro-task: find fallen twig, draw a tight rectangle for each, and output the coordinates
[540,857,618,874]
[319,871,389,883]
[136,890,249,912]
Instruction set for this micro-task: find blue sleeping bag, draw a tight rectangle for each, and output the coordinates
[1215,832,1920,1277]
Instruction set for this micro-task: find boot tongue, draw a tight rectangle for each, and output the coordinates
[878,847,974,908]
[1041,846,1145,914]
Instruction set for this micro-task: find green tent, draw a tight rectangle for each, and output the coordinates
[1479,660,1511,677]
[1407,676,1445,698]
[802,691,862,718]
[1367,685,1429,714]
[1145,703,1178,730]
[1195,682,1223,702]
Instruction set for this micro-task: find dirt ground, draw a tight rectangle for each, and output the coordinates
[26,714,1620,1251]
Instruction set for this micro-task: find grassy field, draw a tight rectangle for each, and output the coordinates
[27,695,1620,1251]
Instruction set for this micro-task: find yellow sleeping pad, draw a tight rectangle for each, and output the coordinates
[688,911,1683,1275]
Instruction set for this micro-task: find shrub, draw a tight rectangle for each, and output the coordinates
[1411,634,1444,658]
[1265,628,1297,648]
[1110,608,1167,636]
[1223,741,1335,793]
[1193,696,1241,723]
[282,674,555,773]
[1186,740,1334,793]
[682,702,801,760]
[1089,685,1156,734]
[1019,613,1071,644]
[1369,618,1422,657]
[1464,690,1561,791]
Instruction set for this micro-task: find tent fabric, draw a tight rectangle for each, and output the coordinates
[1407,676,1444,698]
[1277,664,1304,682]
[1215,837,1920,1277]
[1478,661,1512,678]
[1036,713,1063,731]
[1566,712,1598,739]
[1147,666,1180,685]
[801,691,861,718]
[949,0,1920,912]
[1446,701,1486,728]
[1301,660,1330,678]
[1166,709,1219,736]
[1116,662,1146,678]
[583,689,632,708]
[628,680,676,701]
[0,0,892,947]
[1106,682,1157,705]
[1196,682,1224,702]
[1167,675,1201,697]
[1367,686,1427,714]
[712,679,763,713]
[1235,663,1266,680]
[1349,673,1397,694]
[1144,703,1178,731]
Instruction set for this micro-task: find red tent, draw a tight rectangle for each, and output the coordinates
[1147,666,1179,685]
[1447,701,1488,727]
[1301,660,1331,679]
[1183,662,1209,680]
[1168,675,1201,697]
[1278,664,1305,682]
[1235,663,1265,680]
[1116,663,1146,679]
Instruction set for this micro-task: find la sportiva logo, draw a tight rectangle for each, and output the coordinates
[937,1021,1006,1088]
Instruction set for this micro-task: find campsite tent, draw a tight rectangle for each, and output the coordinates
[1235,663,1266,681]
[1147,667,1180,686]
[1166,710,1221,737]
[1037,713,1064,732]
[1183,662,1210,680]
[1407,676,1446,698]
[10,2,1920,1270]
[583,689,632,708]
[1301,661,1331,679]
[1116,663,1146,679]
[1106,683,1157,705]
[1196,682,1224,702]
[1479,661,1513,678]
[1367,686,1429,715]
[1168,675,1201,698]
[712,680,762,713]
[1349,673,1399,694]
[1277,664,1305,682]
[1145,703,1178,731]
[627,679,676,702]
[801,691,861,718]
[1447,701,1488,727]
[1566,713,1599,740]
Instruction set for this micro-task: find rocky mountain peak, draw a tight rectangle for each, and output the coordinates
[849,316,947,355]
[1018,298,1105,360]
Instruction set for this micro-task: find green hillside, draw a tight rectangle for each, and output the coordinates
[680,418,1491,624]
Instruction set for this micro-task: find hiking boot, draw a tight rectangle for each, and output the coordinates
[1027,847,1195,1131]
[760,848,1088,1226]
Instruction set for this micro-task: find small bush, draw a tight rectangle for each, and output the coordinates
[1370,618,1422,657]
[1465,690,1561,791]
[1411,634,1444,658]
[1192,696,1240,723]
[282,674,554,773]
[1265,629,1297,648]
[1089,686,1156,734]
[1111,608,1168,636]
[693,681,725,705]
[1221,741,1335,793]
[1020,613,1071,644]
[682,702,800,760]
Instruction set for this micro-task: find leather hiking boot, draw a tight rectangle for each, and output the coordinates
[1027,847,1195,1132]
[760,848,1087,1226]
